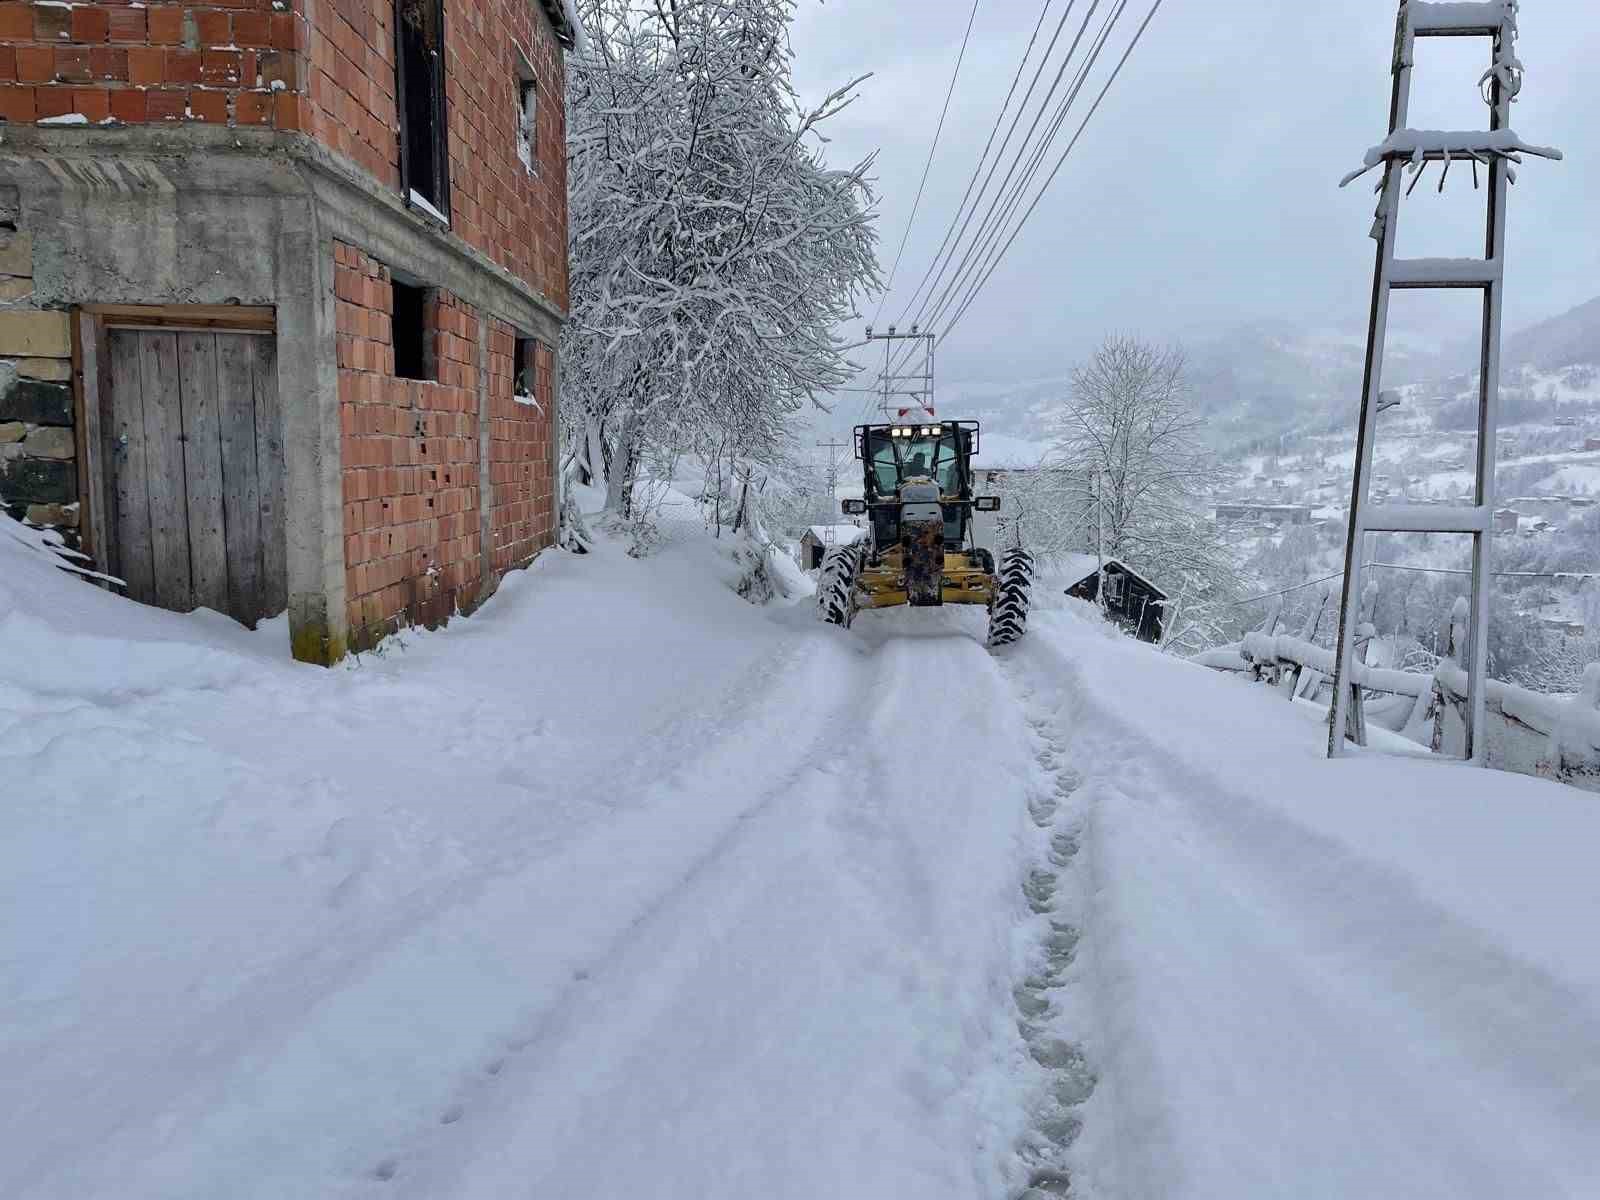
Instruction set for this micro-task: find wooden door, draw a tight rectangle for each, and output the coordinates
[105,329,287,626]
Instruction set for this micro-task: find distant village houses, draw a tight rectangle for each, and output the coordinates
[1214,502,1313,527]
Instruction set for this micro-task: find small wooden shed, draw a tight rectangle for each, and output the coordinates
[1063,554,1168,643]
[799,524,865,570]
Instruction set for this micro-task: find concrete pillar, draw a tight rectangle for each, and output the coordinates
[476,312,494,602]
[276,202,349,665]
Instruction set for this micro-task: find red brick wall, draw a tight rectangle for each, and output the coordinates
[335,240,554,649]
[486,325,554,573]
[0,0,567,312]
[305,0,567,306]
[0,0,309,128]
[438,0,567,307]
[305,0,396,192]
[337,241,483,647]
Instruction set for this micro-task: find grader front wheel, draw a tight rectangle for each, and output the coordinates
[817,543,862,628]
[986,547,1035,647]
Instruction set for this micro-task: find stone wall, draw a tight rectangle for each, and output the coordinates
[0,198,77,545]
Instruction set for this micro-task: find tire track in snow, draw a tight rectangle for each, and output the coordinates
[13,633,859,1200]
[348,633,897,1195]
[378,610,1037,1200]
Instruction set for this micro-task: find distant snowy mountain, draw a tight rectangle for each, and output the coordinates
[930,294,1600,455]
[1503,295,1600,372]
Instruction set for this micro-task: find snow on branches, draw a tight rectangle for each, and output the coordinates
[562,0,881,519]
[1049,335,1239,645]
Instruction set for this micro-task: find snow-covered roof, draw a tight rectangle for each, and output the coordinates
[804,524,865,546]
[972,433,1055,471]
[1059,552,1166,596]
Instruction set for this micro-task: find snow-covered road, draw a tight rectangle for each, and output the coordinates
[388,620,1037,1199]
[5,518,1600,1198]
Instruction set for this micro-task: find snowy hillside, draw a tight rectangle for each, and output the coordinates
[924,294,1600,460]
[1500,294,1600,373]
[5,511,1600,1198]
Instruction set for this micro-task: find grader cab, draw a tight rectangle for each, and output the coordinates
[816,419,1034,646]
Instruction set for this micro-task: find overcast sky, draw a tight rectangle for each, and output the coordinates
[789,0,1600,392]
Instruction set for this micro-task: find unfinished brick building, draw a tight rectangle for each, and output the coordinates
[0,0,577,661]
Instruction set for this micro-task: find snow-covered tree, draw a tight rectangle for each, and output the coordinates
[989,466,1095,561]
[1049,335,1239,637]
[562,0,880,520]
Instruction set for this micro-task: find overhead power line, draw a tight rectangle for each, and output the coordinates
[889,0,1074,330]
[881,0,1114,384]
[939,0,1164,341]
[912,0,1127,344]
[883,0,1164,383]
[868,0,983,329]
[855,0,1051,426]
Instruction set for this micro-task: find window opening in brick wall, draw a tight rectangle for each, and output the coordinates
[397,0,450,217]
[514,48,539,174]
[393,282,435,381]
[513,337,541,407]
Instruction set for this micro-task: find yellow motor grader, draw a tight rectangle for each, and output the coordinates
[816,418,1033,646]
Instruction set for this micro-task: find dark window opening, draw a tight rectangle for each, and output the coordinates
[516,73,538,172]
[513,337,536,400]
[397,0,449,217]
[392,281,435,381]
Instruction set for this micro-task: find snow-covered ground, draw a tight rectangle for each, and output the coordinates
[5,513,1600,1198]
[1013,613,1600,1196]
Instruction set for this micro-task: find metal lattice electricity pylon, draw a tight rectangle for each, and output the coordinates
[1327,0,1560,761]
[815,437,850,546]
[864,325,936,422]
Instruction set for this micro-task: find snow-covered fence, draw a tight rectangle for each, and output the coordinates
[1199,600,1600,793]
[1203,626,1435,744]
[1432,663,1600,792]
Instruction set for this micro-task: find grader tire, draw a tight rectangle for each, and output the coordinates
[817,543,862,628]
[987,547,1035,647]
